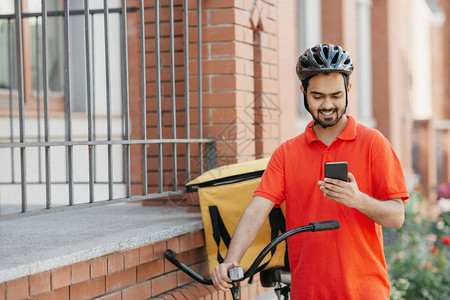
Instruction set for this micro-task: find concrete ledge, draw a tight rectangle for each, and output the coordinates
[0,203,203,283]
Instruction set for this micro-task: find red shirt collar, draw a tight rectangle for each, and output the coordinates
[305,115,357,144]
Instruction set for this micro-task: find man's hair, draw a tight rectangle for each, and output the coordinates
[301,73,350,94]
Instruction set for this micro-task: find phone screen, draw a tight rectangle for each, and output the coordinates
[324,162,348,181]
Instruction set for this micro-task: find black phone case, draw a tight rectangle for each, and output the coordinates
[324,162,348,181]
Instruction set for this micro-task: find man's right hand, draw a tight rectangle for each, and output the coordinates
[211,262,238,292]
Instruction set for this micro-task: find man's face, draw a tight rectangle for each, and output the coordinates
[301,73,350,128]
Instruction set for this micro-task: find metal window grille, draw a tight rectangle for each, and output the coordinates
[0,0,214,219]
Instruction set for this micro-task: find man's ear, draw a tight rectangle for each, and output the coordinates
[300,85,305,94]
[347,83,352,93]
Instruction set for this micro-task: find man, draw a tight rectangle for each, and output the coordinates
[211,44,409,299]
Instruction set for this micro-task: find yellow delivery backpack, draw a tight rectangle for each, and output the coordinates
[186,158,288,274]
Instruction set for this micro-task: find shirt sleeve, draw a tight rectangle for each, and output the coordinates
[253,145,286,206]
[371,134,410,202]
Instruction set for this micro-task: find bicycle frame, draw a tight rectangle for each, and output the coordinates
[164,220,340,300]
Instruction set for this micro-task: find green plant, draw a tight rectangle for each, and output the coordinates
[384,191,450,300]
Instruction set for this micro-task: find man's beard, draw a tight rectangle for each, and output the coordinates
[312,108,345,129]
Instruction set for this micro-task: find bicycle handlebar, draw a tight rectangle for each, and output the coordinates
[164,220,340,285]
[310,220,341,232]
[164,248,214,285]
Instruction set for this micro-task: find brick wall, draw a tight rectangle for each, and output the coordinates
[127,0,297,206]
[200,0,255,165]
[128,0,287,198]
[197,0,284,164]
[371,0,390,138]
[0,230,270,300]
[277,0,300,143]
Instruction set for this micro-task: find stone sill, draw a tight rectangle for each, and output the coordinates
[0,203,203,283]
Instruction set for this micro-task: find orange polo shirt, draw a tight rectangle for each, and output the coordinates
[254,116,409,300]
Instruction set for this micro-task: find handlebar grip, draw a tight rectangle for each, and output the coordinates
[164,249,213,285]
[164,249,177,264]
[309,220,340,232]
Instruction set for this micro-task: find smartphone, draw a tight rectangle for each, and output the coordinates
[324,161,348,181]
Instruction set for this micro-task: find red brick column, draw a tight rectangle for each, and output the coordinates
[196,0,256,165]
[437,0,450,185]
[371,0,414,170]
[253,1,280,158]
[196,0,281,165]
[371,0,390,138]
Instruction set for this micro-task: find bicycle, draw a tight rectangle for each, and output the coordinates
[164,220,340,300]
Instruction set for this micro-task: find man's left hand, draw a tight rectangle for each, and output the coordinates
[318,172,361,208]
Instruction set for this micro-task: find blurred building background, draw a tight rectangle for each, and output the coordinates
[0,0,449,299]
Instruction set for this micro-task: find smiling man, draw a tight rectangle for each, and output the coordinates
[211,44,409,299]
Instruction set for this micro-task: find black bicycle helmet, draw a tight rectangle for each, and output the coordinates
[296,44,354,81]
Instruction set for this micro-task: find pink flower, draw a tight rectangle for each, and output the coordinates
[426,234,437,243]
[437,182,450,199]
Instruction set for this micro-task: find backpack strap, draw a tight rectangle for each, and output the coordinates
[253,207,286,273]
[209,205,231,263]
[209,206,288,271]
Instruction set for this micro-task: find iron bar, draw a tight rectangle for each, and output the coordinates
[0,8,138,20]
[0,139,214,148]
[197,0,203,174]
[84,0,94,203]
[8,20,15,184]
[14,0,27,212]
[155,0,163,193]
[103,0,113,200]
[184,0,190,182]
[0,181,139,185]
[121,0,131,198]
[42,0,52,209]
[35,16,42,183]
[64,0,74,206]
[119,8,125,185]
[170,0,177,191]
[139,0,148,195]
[91,13,97,183]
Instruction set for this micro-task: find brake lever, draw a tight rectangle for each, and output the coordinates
[231,282,241,300]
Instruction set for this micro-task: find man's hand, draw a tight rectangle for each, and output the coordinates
[318,172,404,229]
[211,262,238,292]
[318,172,361,208]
